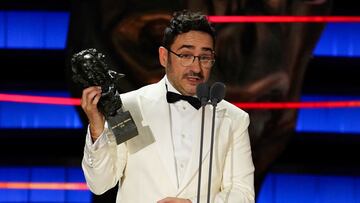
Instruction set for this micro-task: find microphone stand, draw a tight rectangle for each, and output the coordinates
[206,82,225,203]
[196,83,209,203]
[196,82,224,203]
[206,102,217,203]
[196,104,207,203]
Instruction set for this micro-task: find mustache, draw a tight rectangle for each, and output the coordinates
[183,71,204,79]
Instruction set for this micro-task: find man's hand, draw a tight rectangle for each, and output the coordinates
[81,86,105,142]
[157,197,192,203]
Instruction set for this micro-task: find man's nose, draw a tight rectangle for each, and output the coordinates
[190,57,201,73]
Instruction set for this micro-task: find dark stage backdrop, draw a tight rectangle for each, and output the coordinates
[65,0,332,200]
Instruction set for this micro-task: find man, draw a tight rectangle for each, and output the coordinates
[81,10,254,202]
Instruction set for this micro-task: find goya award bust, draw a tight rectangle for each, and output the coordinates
[71,48,138,144]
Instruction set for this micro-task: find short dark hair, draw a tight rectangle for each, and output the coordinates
[162,10,216,49]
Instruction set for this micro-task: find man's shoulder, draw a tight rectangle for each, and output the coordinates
[121,82,160,100]
[220,100,250,129]
[220,100,249,118]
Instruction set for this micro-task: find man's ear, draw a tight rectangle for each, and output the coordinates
[158,46,168,68]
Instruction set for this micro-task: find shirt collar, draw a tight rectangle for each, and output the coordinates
[165,76,181,95]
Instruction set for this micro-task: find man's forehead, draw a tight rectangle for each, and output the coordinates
[171,31,213,47]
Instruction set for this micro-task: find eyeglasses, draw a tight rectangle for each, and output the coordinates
[166,48,215,68]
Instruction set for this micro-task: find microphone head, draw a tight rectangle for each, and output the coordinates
[210,82,226,105]
[196,83,210,106]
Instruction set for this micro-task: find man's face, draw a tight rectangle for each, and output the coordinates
[159,30,214,96]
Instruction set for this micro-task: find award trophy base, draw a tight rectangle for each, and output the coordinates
[107,109,139,145]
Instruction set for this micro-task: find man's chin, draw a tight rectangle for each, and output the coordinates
[181,80,202,95]
[184,86,197,96]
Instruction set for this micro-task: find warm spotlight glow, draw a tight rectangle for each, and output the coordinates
[0,93,81,106]
[1,93,360,109]
[233,101,360,109]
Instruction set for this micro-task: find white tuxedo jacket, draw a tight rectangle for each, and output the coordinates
[82,77,255,202]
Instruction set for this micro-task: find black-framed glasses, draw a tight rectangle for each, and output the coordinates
[166,48,215,68]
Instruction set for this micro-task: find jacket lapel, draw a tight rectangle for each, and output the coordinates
[138,78,178,189]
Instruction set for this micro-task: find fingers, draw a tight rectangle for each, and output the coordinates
[81,86,102,110]
[157,197,190,203]
[157,198,167,203]
[81,86,105,141]
[92,90,101,105]
[80,86,104,123]
[157,197,172,203]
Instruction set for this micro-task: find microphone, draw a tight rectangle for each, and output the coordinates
[196,83,209,203]
[207,82,226,203]
[196,83,210,106]
[209,82,226,106]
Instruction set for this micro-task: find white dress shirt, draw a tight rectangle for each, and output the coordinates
[165,77,202,188]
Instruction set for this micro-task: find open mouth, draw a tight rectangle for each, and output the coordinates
[186,76,202,84]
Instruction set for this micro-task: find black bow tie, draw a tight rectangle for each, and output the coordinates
[166,91,201,110]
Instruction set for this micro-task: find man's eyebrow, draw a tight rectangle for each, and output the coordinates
[201,47,214,52]
[176,45,194,51]
[176,45,214,52]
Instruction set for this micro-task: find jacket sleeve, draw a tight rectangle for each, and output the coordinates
[214,112,255,203]
[81,122,128,195]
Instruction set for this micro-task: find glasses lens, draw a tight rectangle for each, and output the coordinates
[201,60,214,68]
[180,57,194,66]
[175,51,215,68]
